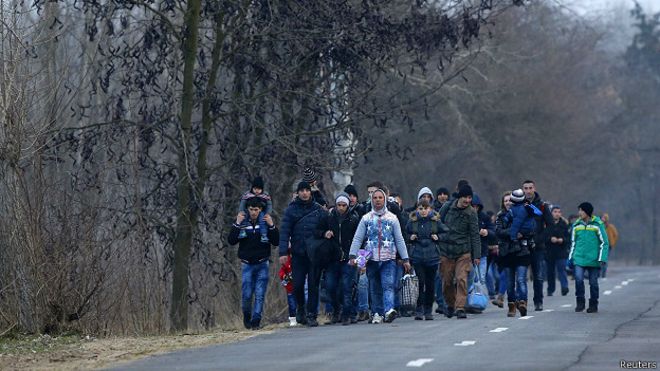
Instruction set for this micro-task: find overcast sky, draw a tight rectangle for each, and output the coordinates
[563,0,659,14]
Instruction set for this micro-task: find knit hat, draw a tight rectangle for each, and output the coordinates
[511,189,525,203]
[436,187,450,196]
[302,167,318,183]
[296,181,312,192]
[251,176,264,190]
[578,202,594,217]
[344,185,358,198]
[335,192,350,206]
[417,187,433,201]
[456,184,473,199]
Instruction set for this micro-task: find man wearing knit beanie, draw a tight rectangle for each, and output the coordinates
[301,167,327,207]
[569,201,609,313]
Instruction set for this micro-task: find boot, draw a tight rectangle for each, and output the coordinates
[296,308,308,325]
[586,299,598,313]
[242,311,252,329]
[250,318,261,330]
[561,287,569,296]
[516,300,527,317]
[507,302,516,317]
[492,294,504,308]
[575,297,586,312]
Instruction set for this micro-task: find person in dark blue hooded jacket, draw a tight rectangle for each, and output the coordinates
[466,193,495,313]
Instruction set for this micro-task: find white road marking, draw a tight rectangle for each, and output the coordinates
[454,341,476,346]
[407,359,434,367]
[543,309,555,312]
[489,327,509,333]
[519,316,534,320]
[615,285,622,289]
[622,281,629,286]
[561,304,572,308]
[604,290,612,295]
[628,278,636,282]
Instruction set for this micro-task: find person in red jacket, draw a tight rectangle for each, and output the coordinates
[279,247,297,326]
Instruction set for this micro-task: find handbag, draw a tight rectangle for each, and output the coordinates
[305,236,341,266]
[399,270,419,310]
[467,264,488,311]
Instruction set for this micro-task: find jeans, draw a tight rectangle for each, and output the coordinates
[507,265,528,302]
[286,293,296,317]
[366,260,397,315]
[546,258,569,295]
[498,267,508,296]
[486,259,497,296]
[241,261,270,321]
[357,271,369,312]
[530,249,546,305]
[574,265,600,301]
[434,268,445,310]
[413,262,439,314]
[325,261,358,318]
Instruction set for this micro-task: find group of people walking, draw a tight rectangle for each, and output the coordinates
[228,170,615,329]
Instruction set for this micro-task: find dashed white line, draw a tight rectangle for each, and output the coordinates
[454,340,476,346]
[622,281,629,286]
[519,316,534,320]
[489,327,509,333]
[561,304,572,308]
[543,309,555,312]
[615,285,622,289]
[407,358,434,367]
[604,290,613,295]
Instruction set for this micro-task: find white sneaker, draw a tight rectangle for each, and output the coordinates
[384,309,398,323]
[371,313,383,324]
[288,316,298,327]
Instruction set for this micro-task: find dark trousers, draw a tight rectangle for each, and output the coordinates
[413,262,439,315]
[530,249,546,305]
[291,254,313,317]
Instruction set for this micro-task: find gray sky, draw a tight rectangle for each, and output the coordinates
[564,0,659,14]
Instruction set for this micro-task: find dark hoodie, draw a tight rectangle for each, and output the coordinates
[472,194,495,258]
[528,192,554,250]
[315,207,360,260]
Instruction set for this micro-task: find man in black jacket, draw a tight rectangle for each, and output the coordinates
[522,180,555,311]
[316,193,361,325]
[228,197,279,329]
[545,206,570,297]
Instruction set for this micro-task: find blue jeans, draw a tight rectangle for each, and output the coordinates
[498,267,508,296]
[366,260,396,315]
[286,293,296,317]
[574,265,600,301]
[546,258,569,295]
[241,261,269,321]
[357,271,369,312]
[486,260,497,296]
[507,265,528,302]
[530,249,546,305]
[325,261,358,318]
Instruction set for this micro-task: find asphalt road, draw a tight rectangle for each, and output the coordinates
[110,265,660,371]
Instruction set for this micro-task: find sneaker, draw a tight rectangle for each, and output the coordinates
[288,316,298,327]
[435,305,444,314]
[414,314,424,321]
[424,314,434,320]
[547,292,554,297]
[534,303,543,311]
[350,317,358,324]
[243,312,252,329]
[296,310,308,325]
[455,309,467,319]
[342,317,350,326]
[370,313,383,324]
[260,235,269,243]
[331,312,341,324]
[384,309,397,323]
[323,313,333,325]
[357,311,370,322]
[307,317,319,327]
[561,287,569,296]
[445,307,455,318]
[250,318,261,330]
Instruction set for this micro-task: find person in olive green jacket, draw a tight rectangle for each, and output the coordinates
[438,184,481,319]
[568,202,609,313]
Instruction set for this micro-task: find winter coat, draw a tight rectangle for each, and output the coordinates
[545,218,570,260]
[228,220,279,264]
[432,200,445,212]
[569,216,610,267]
[472,194,495,258]
[605,223,619,249]
[509,203,536,241]
[278,257,294,294]
[315,208,360,260]
[349,203,409,262]
[496,210,531,268]
[529,192,554,250]
[405,210,448,265]
[437,199,481,259]
[278,198,324,257]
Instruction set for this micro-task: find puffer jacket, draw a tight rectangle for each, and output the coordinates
[509,203,536,241]
[315,208,360,260]
[438,199,480,259]
[278,197,324,257]
[569,216,609,267]
[496,210,531,257]
[405,210,448,265]
[545,218,570,260]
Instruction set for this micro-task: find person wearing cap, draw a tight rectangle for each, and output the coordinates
[302,167,328,207]
[237,176,273,242]
[279,181,325,326]
[437,184,481,319]
[315,192,361,325]
[348,188,411,324]
[545,205,570,297]
[521,179,554,312]
[569,202,609,313]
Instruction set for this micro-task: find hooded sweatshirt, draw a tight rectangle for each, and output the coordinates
[349,189,409,262]
[417,187,434,203]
